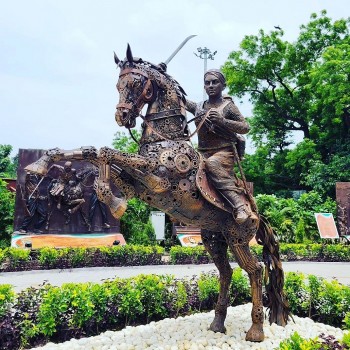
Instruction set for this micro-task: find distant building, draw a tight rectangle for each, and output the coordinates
[2,178,16,192]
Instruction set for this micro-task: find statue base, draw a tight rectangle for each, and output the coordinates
[11,232,126,249]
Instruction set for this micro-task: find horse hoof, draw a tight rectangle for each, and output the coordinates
[209,319,226,333]
[245,324,264,342]
[110,198,127,219]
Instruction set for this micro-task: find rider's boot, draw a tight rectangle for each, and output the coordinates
[222,190,249,224]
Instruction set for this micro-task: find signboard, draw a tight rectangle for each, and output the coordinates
[177,233,203,247]
[314,213,339,239]
[150,211,165,240]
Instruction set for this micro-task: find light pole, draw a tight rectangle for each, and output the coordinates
[194,47,217,99]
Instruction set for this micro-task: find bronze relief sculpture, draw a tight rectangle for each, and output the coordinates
[25,45,289,342]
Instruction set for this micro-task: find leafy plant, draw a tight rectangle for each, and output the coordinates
[197,271,219,310]
[120,198,156,245]
[230,268,250,305]
[278,332,321,350]
[38,247,60,268]
[284,272,309,317]
[256,192,336,243]
[0,284,15,318]
[0,179,15,245]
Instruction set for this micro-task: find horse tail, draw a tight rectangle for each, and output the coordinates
[255,215,290,326]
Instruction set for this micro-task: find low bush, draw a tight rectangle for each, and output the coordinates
[169,246,212,264]
[0,284,14,318]
[1,269,350,349]
[0,269,249,349]
[0,243,349,272]
[169,243,350,264]
[0,245,164,272]
[277,332,350,349]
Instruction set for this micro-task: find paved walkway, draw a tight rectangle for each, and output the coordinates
[1,262,350,292]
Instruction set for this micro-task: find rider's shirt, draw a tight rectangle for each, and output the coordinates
[185,96,249,152]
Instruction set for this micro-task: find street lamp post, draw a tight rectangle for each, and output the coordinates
[194,47,217,99]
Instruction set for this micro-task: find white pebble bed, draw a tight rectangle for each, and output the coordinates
[32,303,347,350]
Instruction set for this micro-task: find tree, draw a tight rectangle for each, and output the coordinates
[120,198,155,245]
[0,145,17,178]
[112,130,140,154]
[222,11,350,198]
[0,179,15,247]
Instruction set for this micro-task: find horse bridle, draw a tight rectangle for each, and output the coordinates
[117,67,153,117]
[117,67,209,143]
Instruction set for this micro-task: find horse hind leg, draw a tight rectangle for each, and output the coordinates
[201,230,232,333]
[231,242,264,342]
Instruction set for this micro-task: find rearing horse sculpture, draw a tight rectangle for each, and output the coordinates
[25,45,289,342]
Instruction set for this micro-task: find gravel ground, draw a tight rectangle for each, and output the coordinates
[31,304,347,350]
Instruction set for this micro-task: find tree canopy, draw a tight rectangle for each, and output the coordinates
[222,11,350,198]
[112,130,140,154]
[0,145,18,178]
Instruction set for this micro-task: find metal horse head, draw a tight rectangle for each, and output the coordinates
[114,45,155,129]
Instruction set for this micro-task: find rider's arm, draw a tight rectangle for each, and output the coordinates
[185,99,197,116]
[223,102,250,135]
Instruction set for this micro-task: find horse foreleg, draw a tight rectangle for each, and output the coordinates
[99,147,170,194]
[231,243,264,342]
[94,163,127,219]
[24,147,99,175]
[201,230,232,333]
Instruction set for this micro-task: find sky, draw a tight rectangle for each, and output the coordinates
[0,0,348,157]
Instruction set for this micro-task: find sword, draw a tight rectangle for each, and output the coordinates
[164,35,197,65]
[28,175,45,200]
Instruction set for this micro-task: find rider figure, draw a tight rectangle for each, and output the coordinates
[186,69,251,224]
[49,161,77,210]
[18,171,47,234]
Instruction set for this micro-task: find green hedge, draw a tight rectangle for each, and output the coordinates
[1,243,349,272]
[0,245,164,272]
[1,270,350,349]
[169,243,350,264]
[277,331,350,350]
[0,268,250,349]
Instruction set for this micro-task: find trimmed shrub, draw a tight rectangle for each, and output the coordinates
[0,245,164,272]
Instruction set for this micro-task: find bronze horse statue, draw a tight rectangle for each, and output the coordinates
[25,45,289,342]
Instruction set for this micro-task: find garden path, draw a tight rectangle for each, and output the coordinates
[1,261,350,292]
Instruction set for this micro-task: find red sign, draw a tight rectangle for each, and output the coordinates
[314,213,339,239]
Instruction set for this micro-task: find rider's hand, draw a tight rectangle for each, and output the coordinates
[208,109,224,125]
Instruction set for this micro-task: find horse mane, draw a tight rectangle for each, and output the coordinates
[120,58,187,105]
